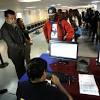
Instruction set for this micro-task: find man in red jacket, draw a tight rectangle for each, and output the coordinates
[43,7,74,43]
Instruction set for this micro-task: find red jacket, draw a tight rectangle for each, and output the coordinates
[43,19,74,42]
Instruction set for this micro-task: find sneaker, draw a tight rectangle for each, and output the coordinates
[0,89,7,94]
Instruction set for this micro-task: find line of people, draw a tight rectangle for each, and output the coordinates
[43,7,100,44]
[43,7,84,43]
[82,8,100,44]
[43,7,74,43]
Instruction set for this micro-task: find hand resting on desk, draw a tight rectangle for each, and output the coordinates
[51,75,73,100]
[47,72,72,84]
[46,74,73,100]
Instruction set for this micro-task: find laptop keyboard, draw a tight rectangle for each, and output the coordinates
[47,72,71,83]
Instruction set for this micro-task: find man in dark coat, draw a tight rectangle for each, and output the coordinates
[0,9,26,79]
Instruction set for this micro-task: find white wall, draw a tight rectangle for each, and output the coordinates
[0,12,5,28]
[22,9,48,25]
[97,3,100,12]
[0,9,48,28]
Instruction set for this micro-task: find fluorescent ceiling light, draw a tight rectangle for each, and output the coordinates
[91,4,97,10]
[23,9,29,10]
[16,12,22,18]
[61,6,68,8]
[56,4,61,6]
[91,1,100,3]
[26,6,36,9]
[49,4,56,7]
[18,0,41,2]
[0,9,6,12]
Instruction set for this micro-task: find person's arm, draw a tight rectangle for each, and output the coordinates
[97,21,100,34]
[43,22,49,43]
[51,75,73,100]
[16,82,24,100]
[1,28,18,48]
[1,28,25,50]
[62,20,74,42]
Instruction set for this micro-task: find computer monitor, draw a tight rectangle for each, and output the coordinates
[97,49,100,64]
[49,41,78,61]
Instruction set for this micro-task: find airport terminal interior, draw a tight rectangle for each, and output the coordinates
[0,0,100,100]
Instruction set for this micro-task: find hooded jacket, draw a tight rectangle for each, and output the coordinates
[43,19,74,42]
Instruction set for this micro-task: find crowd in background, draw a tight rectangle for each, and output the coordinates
[81,8,100,44]
[53,8,100,44]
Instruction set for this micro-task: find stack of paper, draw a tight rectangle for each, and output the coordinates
[79,74,99,96]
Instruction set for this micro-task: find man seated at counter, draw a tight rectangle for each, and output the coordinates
[16,57,73,100]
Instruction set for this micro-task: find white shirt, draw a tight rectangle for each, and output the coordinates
[51,24,58,40]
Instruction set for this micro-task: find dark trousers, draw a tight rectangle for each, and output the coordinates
[91,27,97,43]
[0,53,4,64]
[25,43,31,65]
[75,34,80,42]
[11,56,26,79]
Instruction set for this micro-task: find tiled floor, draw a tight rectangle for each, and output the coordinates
[0,28,98,100]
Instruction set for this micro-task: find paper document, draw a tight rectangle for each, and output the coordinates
[79,74,99,96]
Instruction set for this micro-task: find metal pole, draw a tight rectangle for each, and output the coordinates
[0,53,4,65]
[0,53,9,68]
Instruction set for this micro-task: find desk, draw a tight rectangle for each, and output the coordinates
[20,53,100,100]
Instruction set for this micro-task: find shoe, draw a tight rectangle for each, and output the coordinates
[0,62,9,68]
[0,89,7,94]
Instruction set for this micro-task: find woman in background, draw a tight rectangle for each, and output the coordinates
[17,18,32,65]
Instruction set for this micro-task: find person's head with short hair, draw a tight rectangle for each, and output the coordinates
[4,9,15,17]
[57,9,63,20]
[17,18,25,30]
[4,9,16,25]
[57,9,62,14]
[27,58,47,82]
[17,18,23,24]
[48,7,57,21]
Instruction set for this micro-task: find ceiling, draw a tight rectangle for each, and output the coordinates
[0,0,100,12]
